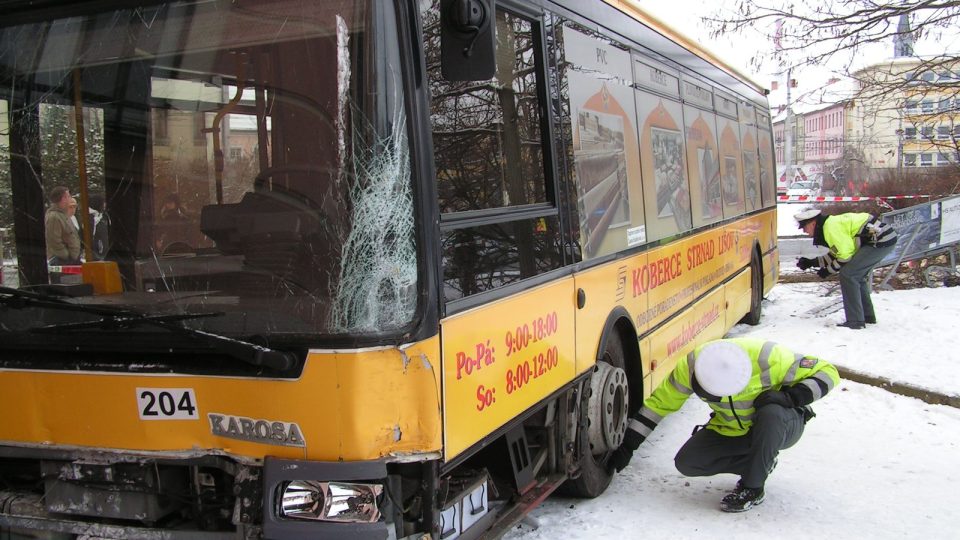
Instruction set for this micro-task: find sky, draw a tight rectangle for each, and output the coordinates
[504,203,960,539]
[633,0,960,110]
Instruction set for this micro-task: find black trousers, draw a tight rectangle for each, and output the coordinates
[673,405,805,489]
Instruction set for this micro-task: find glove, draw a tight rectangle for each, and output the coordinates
[753,389,795,409]
[817,267,831,279]
[797,257,816,270]
[608,445,634,473]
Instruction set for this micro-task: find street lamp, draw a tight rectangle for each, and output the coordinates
[896,127,904,175]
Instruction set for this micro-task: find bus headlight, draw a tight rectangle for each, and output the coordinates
[278,480,384,523]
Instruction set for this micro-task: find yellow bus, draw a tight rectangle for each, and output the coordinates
[0,0,778,538]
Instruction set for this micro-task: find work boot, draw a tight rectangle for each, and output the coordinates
[836,321,865,329]
[720,482,765,513]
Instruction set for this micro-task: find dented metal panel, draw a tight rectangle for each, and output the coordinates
[0,337,442,462]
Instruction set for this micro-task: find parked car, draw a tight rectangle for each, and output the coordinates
[776,166,806,195]
[786,180,820,197]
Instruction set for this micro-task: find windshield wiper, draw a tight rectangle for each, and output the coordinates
[0,286,135,317]
[29,311,223,332]
[2,286,297,371]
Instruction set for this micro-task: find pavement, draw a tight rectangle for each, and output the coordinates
[774,244,960,409]
[837,366,960,408]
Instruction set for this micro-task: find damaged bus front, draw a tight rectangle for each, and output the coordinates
[0,1,442,538]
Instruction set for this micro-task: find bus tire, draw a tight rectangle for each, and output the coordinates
[559,331,629,498]
[740,250,763,326]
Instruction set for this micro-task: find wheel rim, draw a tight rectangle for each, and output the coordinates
[586,360,629,455]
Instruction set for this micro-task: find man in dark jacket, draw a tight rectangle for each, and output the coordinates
[795,209,898,329]
[44,186,81,265]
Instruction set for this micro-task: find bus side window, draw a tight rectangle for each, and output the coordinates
[423,4,562,302]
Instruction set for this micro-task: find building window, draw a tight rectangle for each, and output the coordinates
[904,100,918,113]
[921,100,934,113]
[904,127,916,140]
[904,154,917,167]
[938,152,952,166]
[922,126,934,140]
[229,147,242,160]
[939,98,952,112]
[938,126,950,140]
[920,153,933,167]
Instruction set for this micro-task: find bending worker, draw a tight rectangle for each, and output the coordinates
[795,209,898,329]
[608,338,840,512]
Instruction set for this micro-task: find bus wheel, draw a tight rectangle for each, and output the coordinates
[740,251,763,325]
[560,332,629,498]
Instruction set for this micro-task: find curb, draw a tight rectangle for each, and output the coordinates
[837,367,960,409]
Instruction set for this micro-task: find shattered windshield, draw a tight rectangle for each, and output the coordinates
[0,0,418,346]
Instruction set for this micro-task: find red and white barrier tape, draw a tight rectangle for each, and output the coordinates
[777,194,931,202]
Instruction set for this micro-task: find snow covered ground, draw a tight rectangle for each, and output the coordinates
[507,283,960,540]
[506,205,960,539]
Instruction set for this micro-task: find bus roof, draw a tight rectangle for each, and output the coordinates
[595,0,769,100]
[543,0,769,107]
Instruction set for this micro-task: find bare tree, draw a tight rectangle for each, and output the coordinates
[705,1,959,72]
[707,1,960,178]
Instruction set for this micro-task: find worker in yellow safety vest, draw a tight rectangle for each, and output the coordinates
[795,209,898,329]
[608,338,840,512]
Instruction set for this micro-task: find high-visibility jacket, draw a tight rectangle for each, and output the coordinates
[814,212,898,275]
[623,338,840,449]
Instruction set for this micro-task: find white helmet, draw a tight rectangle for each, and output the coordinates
[694,341,752,397]
[794,208,821,228]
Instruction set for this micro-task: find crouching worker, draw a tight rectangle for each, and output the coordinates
[608,338,839,512]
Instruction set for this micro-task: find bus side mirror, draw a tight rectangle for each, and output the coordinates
[440,0,496,81]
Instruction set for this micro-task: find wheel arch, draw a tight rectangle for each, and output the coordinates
[740,240,765,326]
[595,307,643,417]
[752,240,764,281]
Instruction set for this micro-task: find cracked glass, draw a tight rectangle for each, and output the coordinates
[0,0,418,349]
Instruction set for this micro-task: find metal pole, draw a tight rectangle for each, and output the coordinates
[877,225,922,290]
[897,125,904,177]
[72,68,94,263]
[784,67,793,187]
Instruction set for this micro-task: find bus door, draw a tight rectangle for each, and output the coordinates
[423,2,577,461]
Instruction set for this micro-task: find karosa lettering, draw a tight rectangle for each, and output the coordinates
[208,413,305,447]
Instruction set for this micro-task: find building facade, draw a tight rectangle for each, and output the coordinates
[849,57,960,171]
[802,102,847,175]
